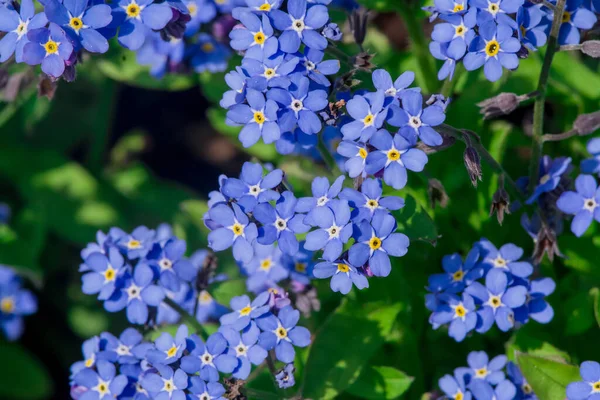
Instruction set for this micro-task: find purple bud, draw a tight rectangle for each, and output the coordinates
[477,92,520,120]
[463,147,482,187]
[581,40,600,58]
[275,364,296,389]
[573,110,600,136]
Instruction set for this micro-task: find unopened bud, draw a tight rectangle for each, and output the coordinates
[573,110,600,136]
[464,147,482,187]
[477,92,520,120]
[352,51,376,71]
[348,8,369,47]
[533,223,563,265]
[490,186,510,225]
[426,94,451,111]
[581,40,600,58]
[428,179,449,209]
[322,22,342,41]
[38,76,58,100]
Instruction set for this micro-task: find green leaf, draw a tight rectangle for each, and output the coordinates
[346,366,413,399]
[0,341,53,399]
[564,292,594,336]
[68,306,109,338]
[393,195,438,245]
[517,354,581,400]
[302,300,402,400]
[590,288,600,328]
[210,279,247,305]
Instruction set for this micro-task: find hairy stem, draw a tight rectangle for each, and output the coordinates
[528,0,566,193]
[163,297,209,340]
[541,129,578,142]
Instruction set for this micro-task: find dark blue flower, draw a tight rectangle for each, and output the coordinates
[81,248,126,301]
[566,361,600,400]
[476,239,534,278]
[226,88,281,147]
[525,156,572,204]
[207,203,258,264]
[304,199,353,261]
[220,326,268,379]
[0,0,47,62]
[340,178,405,222]
[466,351,507,384]
[180,332,238,381]
[582,138,600,176]
[427,247,483,293]
[230,11,277,59]
[73,360,128,400]
[256,306,311,363]
[146,324,188,365]
[0,267,37,341]
[348,209,410,277]
[517,4,549,50]
[270,0,329,53]
[111,0,173,50]
[365,128,428,189]
[431,10,477,60]
[282,244,315,284]
[430,293,477,342]
[141,364,188,399]
[23,23,74,78]
[191,33,231,73]
[296,175,344,223]
[559,0,597,45]
[556,174,600,237]
[313,258,369,294]
[220,292,270,331]
[100,328,147,364]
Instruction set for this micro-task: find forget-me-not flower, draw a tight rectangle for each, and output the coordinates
[257,306,311,363]
[313,258,369,294]
[557,174,600,237]
[566,361,600,400]
[270,0,329,53]
[226,88,281,147]
[0,0,47,62]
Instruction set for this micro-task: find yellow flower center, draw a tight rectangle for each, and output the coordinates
[520,25,527,37]
[126,3,141,18]
[202,42,214,52]
[166,345,178,358]
[295,262,307,273]
[454,391,464,400]
[16,22,26,34]
[69,17,83,31]
[127,239,141,249]
[453,3,464,12]
[254,32,265,44]
[488,2,499,13]
[264,68,275,78]
[539,174,550,184]
[493,256,507,268]
[239,306,252,316]
[452,269,464,282]
[258,2,271,10]
[369,236,381,250]
[187,2,197,15]
[260,259,272,271]
[387,149,400,161]
[593,381,600,392]
[562,11,571,23]
[358,147,367,159]
[198,290,212,304]
[455,24,466,36]
[485,40,500,57]
[85,357,94,368]
[231,223,244,236]
[96,382,109,395]
[253,111,266,124]
[454,304,466,318]
[489,295,502,308]
[367,199,378,209]
[276,326,287,339]
[44,40,59,54]
[363,114,374,126]
[268,287,279,294]
[476,367,488,378]
[0,297,15,314]
[104,267,116,282]
[523,383,533,394]
[337,263,350,273]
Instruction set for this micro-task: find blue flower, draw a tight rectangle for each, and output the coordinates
[337,140,368,178]
[466,351,507,384]
[471,0,523,28]
[304,199,353,261]
[156,284,191,325]
[313,258,369,294]
[559,0,597,45]
[191,33,231,73]
[525,155,572,204]
[244,0,282,13]
[433,0,468,14]
[267,75,328,134]
[111,0,173,50]
[207,203,258,264]
[341,91,387,141]
[180,332,238,381]
[566,361,600,400]
[438,370,472,400]
[476,239,534,278]
[430,293,477,342]
[73,360,128,400]
[242,53,299,90]
[117,226,156,259]
[582,138,600,176]
[517,4,549,50]
[44,0,113,53]
[429,40,457,80]
[276,363,296,389]
[270,0,329,53]
[219,292,270,331]
[388,90,446,146]
[256,306,311,363]
[103,263,165,324]
[470,379,517,400]
[70,336,101,377]
[100,328,148,364]
[23,23,74,78]
[0,0,47,63]
[282,245,315,284]
[295,175,344,224]
[348,210,410,277]
[136,32,185,78]
[148,238,195,291]
[0,267,37,341]
[427,248,483,293]
[141,364,188,399]
[81,248,126,301]
[230,11,277,59]
[222,162,282,212]
[506,361,537,399]
[293,48,340,87]
[431,10,477,60]
[184,0,216,35]
[146,324,188,365]
[221,67,249,109]
[365,128,428,189]
[220,326,268,379]
[226,88,281,147]
[0,203,9,224]
[372,69,416,99]
[557,174,600,237]
[322,22,342,40]
[340,178,405,222]
[187,376,226,400]
[465,269,527,332]
[195,290,229,323]
[463,21,522,82]
[243,243,289,292]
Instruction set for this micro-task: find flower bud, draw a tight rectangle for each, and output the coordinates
[322,22,343,41]
[490,186,510,225]
[352,51,376,71]
[463,147,482,187]
[581,40,600,58]
[573,110,600,136]
[428,179,449,209]
[38,76,58,100]
[532,223,563,265]
[348,8,369,47]
[477,92,520,120]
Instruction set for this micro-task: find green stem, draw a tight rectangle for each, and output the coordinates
[441,64,463,98]
[317,133,341,175]
[163,297,209,340]
[88,80,118,175]
[528,0,566,193]
[396,3,438,93]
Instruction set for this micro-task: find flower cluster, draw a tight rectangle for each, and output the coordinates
[567,361,600,400]
[438,351,537,400]
[426,238,555,341]
[0,0,235,80]
[204,162,411,295]
[0,265,37,341]
[426,0,598,82]
[79,224,228,325]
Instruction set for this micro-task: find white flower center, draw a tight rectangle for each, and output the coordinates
[162,378,176,393]
[492,256,507,268]
[248,184,261,197]
[291,19,305,33]
[235,342,248,356]
[584,198,598,212]
[327,224,341,239]
[291,99,304,112]
[384,87,397,97]
[159,258,172,270]
[316,196,328,206]
[409,116,422,128]
[304,60,315,71]
[275,217,287,231]
[201,351,214,366]
[116,344,131,356]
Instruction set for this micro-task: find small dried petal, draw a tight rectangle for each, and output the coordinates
[477,92,520,119]
[581,40,600,58]
[532,223,563,265]
[428,178,449,209]
[352,51,376,71]
[38,76,58,100]
[463,147,482,187]
[573,110,600,136]
[490,186,510,225]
